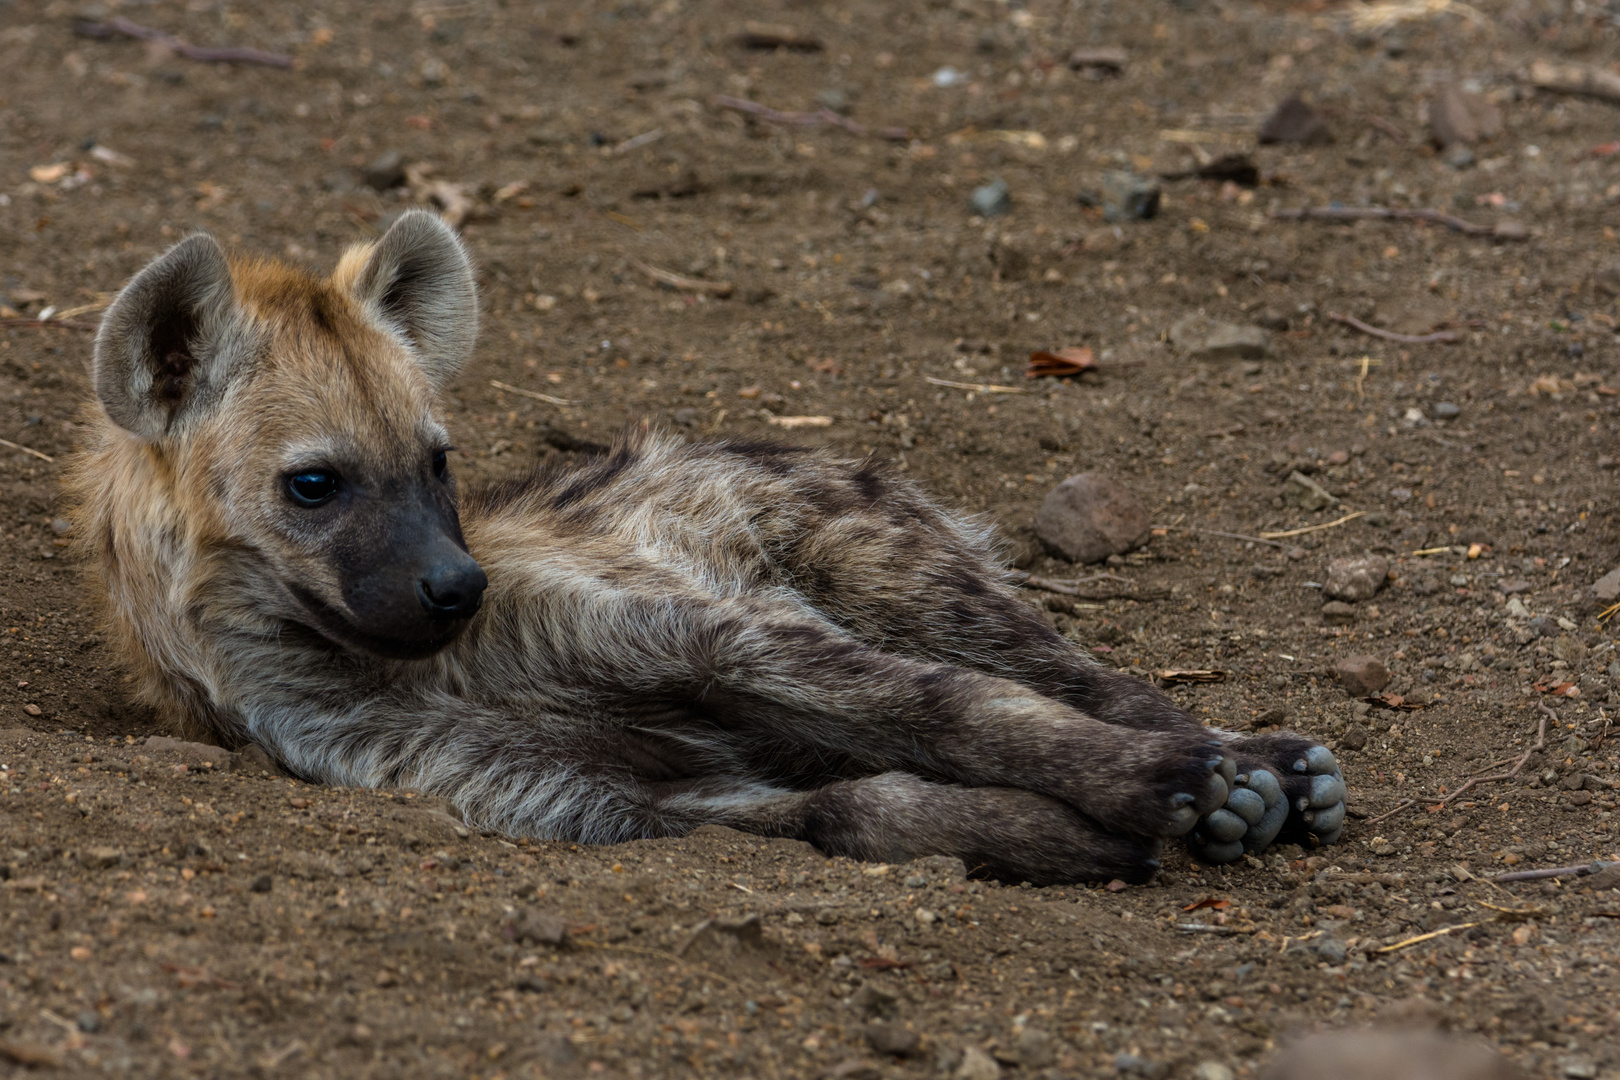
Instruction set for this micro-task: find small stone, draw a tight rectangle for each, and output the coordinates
[1325,555,1390,602]
[1499,579,1532,595]
[969,178,1012,218]
[1443,144,1476,170]
[1283,471,1337,512]
[671,406,700,427]
[1169,314,1269,360]
[1334,655,1391,696]
[360,150,407,191]
[1321,601,1358,626]
[1558,1056,1598,1080]
[142,735,233,769]
[852,984,900,1020]
[1526,615,1559,638]
[1429,84,1503,148]
[1432,401,1461,420]
[1594,264,1620,299]
[864,1022,921,1057]
[1551,635,1588,665]
[1193,1065,1235,1080]
[1258,94,1331,145]
[1341,726,1369,751]
[249,873,273,893]
[1035,473,1151,564]
[957,1046,1002,1080]
[75,1012,101,1034]
[49,518,72,536]
[815,906,841,925]
[1014,1028,1054,1069]
[83,847,123,870]
[1591,568,1620,602]
[511,908,569,946]
[1114,1051,1167,1078]
[1099,170,1160,222]
[1312,937,1347,963]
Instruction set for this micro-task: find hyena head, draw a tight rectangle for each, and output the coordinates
[91,210,487,659]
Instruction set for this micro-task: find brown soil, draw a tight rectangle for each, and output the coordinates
[3,0,1620,1076]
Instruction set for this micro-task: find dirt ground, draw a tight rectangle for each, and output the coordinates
[3,0,1620,1076]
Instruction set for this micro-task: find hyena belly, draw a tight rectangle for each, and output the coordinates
[69,210,1346,885]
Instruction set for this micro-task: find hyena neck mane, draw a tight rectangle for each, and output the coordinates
[68,211,485,754]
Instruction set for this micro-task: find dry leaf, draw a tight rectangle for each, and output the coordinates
[1027,346,1096,378]
[1153,669,1226,685]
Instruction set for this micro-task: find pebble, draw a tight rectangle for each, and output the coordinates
[1341,726,1370,751]
[1194,1065,1235,1080]
[1324,555,1390,602]
[249,873,273,893]
[1431,401,1461,420]
[1168,314,1270,360]
[1258,94,1331,145]
[931,66,969,88]
[1321,601,1358,626]
[1429,84,1503,148]
[1590,568,1620,603]
[511,908,569,946]
[360,150,407,191]
[956,1046,1002,1080]
[969,179,1012,218]
[1283,471,1338,512]
[1034,473,1151,564]
[1099,170,1160,222]
[1334,654,1391,696]
[1013,1027,1054,1069]
[1558,1057,1598,1080]
[1114,1052,1167,1078]
[864,1022,920,1057]
[1312,937,1348,963]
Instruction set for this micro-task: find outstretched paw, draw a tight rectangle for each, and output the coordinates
[1189,735,1345,863]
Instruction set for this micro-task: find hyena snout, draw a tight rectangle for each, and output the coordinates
[416,552,487,620]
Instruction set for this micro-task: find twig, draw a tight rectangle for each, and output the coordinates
[924,376,1024,394]
[1367,115,1412,142]
[1175,923,1254,935]
[714,95,910,141]
[1158,524,1298,553]
[1011,571,1137,598]
[1328,312,1457,344]
[1376,922,1480,953]
[0,438,54,464]
[1495,860,1617,884]
[1260,511,1367,539]
[1270,205,1498,235]
[630,259,734,297]
[489,380,576,407]
[1368,703,1552,825]
[0,317,98,332]
[1527,58,1620,105]
[1363,799,1415,826]
[74,17,294,68]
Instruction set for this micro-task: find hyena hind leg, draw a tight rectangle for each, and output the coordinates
[665,773,1162,886]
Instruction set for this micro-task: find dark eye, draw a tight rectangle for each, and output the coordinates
[286,471,340,507]
[432,449,450,480]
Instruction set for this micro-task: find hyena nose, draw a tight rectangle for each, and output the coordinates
[417,559,488,620]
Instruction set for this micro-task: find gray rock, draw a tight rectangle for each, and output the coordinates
[1429,84,1503,148]
[1100,170,1160,222]
[360,150,407,191]
[956,1046,1001,1080]
[1312,937,1347,963]
[864,1022,920,1057]
[1283,471,1338,512]
[1013,1027,1054,1069]
[1432,401,1461,420]
[1334,655,1391,696]
[1591,567,1620,602]
[1341,726,1370,751]
[1035,473,1151,564]
[1258,94,1331,145]
[510,908,569,947]
[1325,555,1390,602]
[969,179,1011,218]
[1551,635,1587,665]
[1194,1066,1236,1080]
[1115,1052,1167,1078]
[1262,1028,1526,1080]
[1169,314,1270,360]
[1321,600,1358,626]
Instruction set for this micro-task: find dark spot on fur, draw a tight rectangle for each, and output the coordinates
[551,446,637,510]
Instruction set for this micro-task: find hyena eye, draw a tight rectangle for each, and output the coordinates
[285,471,340,507]
[432,449,449,481]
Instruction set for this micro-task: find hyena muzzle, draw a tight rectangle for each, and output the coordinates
[66,210,1346,885]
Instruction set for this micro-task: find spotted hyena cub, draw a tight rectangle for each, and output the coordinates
[67,211,1345,884]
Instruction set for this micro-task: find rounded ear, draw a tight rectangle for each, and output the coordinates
[349,209,478,390]
[93,233,244,440]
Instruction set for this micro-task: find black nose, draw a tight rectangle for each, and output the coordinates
[417,559,487,620]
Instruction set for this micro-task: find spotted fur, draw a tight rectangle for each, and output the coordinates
[67,212,1341,884]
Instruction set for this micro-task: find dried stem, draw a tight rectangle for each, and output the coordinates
[0,317,98,332]
[1327,311,1459,345]
[1366,703,1553,825]
[714,95,910,141]
[1270,204,1496,235]
[74,17,294,67]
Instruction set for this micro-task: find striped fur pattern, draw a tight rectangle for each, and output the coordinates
[67,212,1342,885]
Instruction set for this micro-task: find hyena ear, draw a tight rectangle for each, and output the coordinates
[93,232,244,440]
[348,209,477,389]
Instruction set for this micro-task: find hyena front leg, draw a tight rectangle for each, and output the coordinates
[772,472,1345,862]
[559,593,1234,843]
[670,773,1163,885]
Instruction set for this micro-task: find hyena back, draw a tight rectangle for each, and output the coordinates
[67,211,1346,885]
